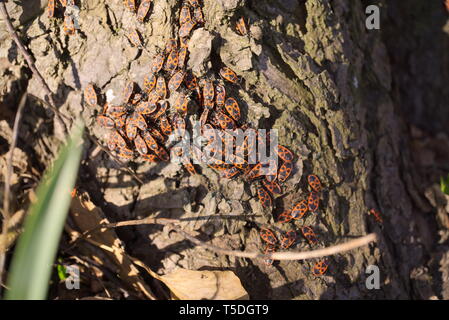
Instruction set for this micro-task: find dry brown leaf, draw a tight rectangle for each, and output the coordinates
[156,268,249,300]
[68,192,156,300]
[68,192,249,300]
[79,296,113,300]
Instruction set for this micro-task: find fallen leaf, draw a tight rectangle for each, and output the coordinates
[156,268,249,300]
[68,192,157,300]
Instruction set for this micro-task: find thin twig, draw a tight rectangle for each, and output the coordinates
[0,2,68,135]
[2,93,26,220]
[0,93,27,294]
[78,216,377,261]
[170,224,377,261]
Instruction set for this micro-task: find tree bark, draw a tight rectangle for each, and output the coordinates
[1,0,448,299]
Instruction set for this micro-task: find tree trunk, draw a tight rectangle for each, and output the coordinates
[1,0,448,299]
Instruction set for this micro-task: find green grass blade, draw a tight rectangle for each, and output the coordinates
[441,174,449,196]
[5,125,84,300]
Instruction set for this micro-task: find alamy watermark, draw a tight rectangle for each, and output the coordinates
[167,121,279,175]
[65,265,80,290]
[365,265,380,290]
[366,5,380,30]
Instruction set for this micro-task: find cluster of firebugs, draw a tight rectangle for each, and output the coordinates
[78,0,384,277]
[47,0,78,35]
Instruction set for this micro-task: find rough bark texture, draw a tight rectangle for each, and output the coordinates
[1,0,449,299]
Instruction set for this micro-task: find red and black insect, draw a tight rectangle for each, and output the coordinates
[203,99,214,111]
[164,48,179,73]
[113,114,127,129]
[97,115,115,129]
[125,113,146,140]
[127,29,143,48]
[208,158,229,171]
[276,145,294,162]
[177,46,188,69]
[265,174,277,183]
[220,67,238,83]
[220,167,240,179]
[277,160,293,182]
[185,72,198,90]
[117,146,134,161]
[187,0,200,7]
[105,104,126,117]
[308,191,319,212]
[137,0,152,23]
[193,6,204,24]
[183,161,197,175]
[165,38,178,54]
[142,153,159,163]
[262,179,282,195]
[63,14,76,35]
[260,227,277,245]
[126,118,137,140]
[155,145,170,161]
[179,5,192,25]
[152,100,168,119]
[107,130,127,151]
[168,70,185,92]
[257,185,272,208]
[123,0,136,12]
[202,123,217,142]
[122,81,135,104]
[173,93,189,115]
[224,97,241,121]
[301,226,318,245]
[246,163,263,180]
[134,101,155,115]
[141,130,159,151]
[172,113,186,136]
[159,115,173,136]
[84,83,97,107]
[130,93,142,105]
[132,112,148,132]
[148,90,161,106]
[179,20,196,38]
[215,111,236,130]
[236,17,248,36]
[215,84,226,107]
[134,133,149,155]
[179,150,194,165]
[277,209,293,223]
[308,174,322,192]
[148,127,165,143]
[143,73,157,93]
[232,155,248,171]
[199,109,210,128]
[291,200,308,219]
[48,0,55,17]
[180,36,189,48]
[203,80,214,102]
[151,52,166,73]
[312,260,329,276]
[155,76,167,99]
[280,230,297,249]
[368,208,383,224]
